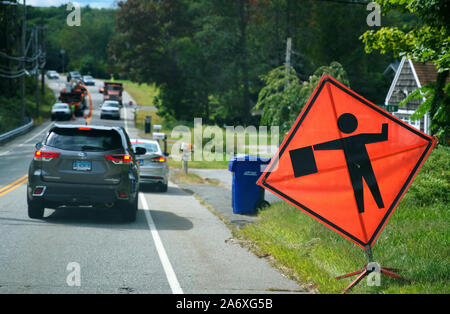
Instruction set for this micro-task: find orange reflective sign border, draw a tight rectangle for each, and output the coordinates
[257,75,436,249]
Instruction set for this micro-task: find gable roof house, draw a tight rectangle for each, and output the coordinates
[385,56,450,135]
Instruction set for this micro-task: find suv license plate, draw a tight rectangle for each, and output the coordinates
[73,161,92,171]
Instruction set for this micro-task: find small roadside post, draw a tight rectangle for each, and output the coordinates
[163,134,168,156]
[145,116,152,134]
[180,143,193,174]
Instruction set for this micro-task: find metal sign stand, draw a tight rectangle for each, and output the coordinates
[336,245,413,294]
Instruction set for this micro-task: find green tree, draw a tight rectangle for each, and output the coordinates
[110,0,196,121]
[256,62,350,134]
[361,0,449,141]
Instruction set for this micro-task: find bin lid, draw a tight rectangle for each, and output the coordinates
[228,155,271,172]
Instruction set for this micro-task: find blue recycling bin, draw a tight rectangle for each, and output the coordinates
[228,156,271,215]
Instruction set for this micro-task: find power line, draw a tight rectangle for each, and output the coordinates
[0,50,42,63]
[314,0,369,5]
[0,26,46,78]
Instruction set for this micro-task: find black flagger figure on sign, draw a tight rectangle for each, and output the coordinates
[313,113,388,213]
[289,113,389,214]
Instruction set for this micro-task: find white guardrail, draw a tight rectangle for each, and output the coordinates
[0,119,33,143]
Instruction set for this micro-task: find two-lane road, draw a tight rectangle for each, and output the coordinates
[0,77,301,294]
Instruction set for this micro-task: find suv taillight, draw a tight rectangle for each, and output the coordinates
[34,150,60,161]
[151,156,166,163]
[105,154,132,165]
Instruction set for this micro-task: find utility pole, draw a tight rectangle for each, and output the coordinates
[285,37,292,89]
[60,49,65,74]
[20,0,26,124]
[40,22,47,95]
[34,27,39,119]
[4,2,12,96]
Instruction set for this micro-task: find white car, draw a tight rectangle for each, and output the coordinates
[46,70,59,79]
[51,103,72,121]
[100,101,121,120]
[83,75,95,86]
[131,139,169,192]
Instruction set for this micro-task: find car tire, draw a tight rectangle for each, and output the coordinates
[28,199,45,219]
[118,198,137,222]
[160,183,168,193]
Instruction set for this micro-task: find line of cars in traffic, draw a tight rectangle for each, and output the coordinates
[47,70,94,86]
[49,70,122,121]
[28,125,169,222]
[51,99,123,121]
[30,72,170,222]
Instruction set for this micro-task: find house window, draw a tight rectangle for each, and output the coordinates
[396,114,420,130]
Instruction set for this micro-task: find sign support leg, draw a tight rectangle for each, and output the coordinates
[336,246,413,294]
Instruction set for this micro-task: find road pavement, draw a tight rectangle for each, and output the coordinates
[0,76,302,294]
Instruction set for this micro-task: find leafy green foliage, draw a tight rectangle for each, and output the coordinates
[362,25,449,72]
[256,62,350,134]
[361,0,450,142]
[111,0,398,125]
[27,6,117,78]
[255,66,302,133]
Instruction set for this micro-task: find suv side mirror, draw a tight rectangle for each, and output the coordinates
[35,142,42,150]
[134,147,146,155]
[164,152,169,157]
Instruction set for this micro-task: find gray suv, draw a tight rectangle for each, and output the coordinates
[27,125,146,222]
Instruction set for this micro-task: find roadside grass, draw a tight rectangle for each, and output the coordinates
[34,85,57,122]
[171,170,220,185]
[135,109,164,132]
[168,153,231,170]
[115,80,164,130]
[140,120,276,170]
[239,146,450,294]
[116,80,159,107]
[114,81,276,170]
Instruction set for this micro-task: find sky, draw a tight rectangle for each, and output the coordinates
[25,0,118,9]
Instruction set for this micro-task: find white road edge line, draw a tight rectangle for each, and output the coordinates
[139,193,184,294]
[123,100,128,132]
[126,102,182,294]
[24,122,55,145]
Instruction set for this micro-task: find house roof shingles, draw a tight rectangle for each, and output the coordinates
[412,61,450,86]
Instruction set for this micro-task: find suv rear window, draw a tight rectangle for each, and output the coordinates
[45,128,123,152]
[132,142,159,153]
[107,86,121,91]
[60,93,82,102]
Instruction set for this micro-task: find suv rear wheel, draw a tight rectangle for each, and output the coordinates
[27,198,45,219]
[117,197,137,222]
[160,182,168,192]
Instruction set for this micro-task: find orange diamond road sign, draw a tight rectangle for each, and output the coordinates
[257,74,436,249]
